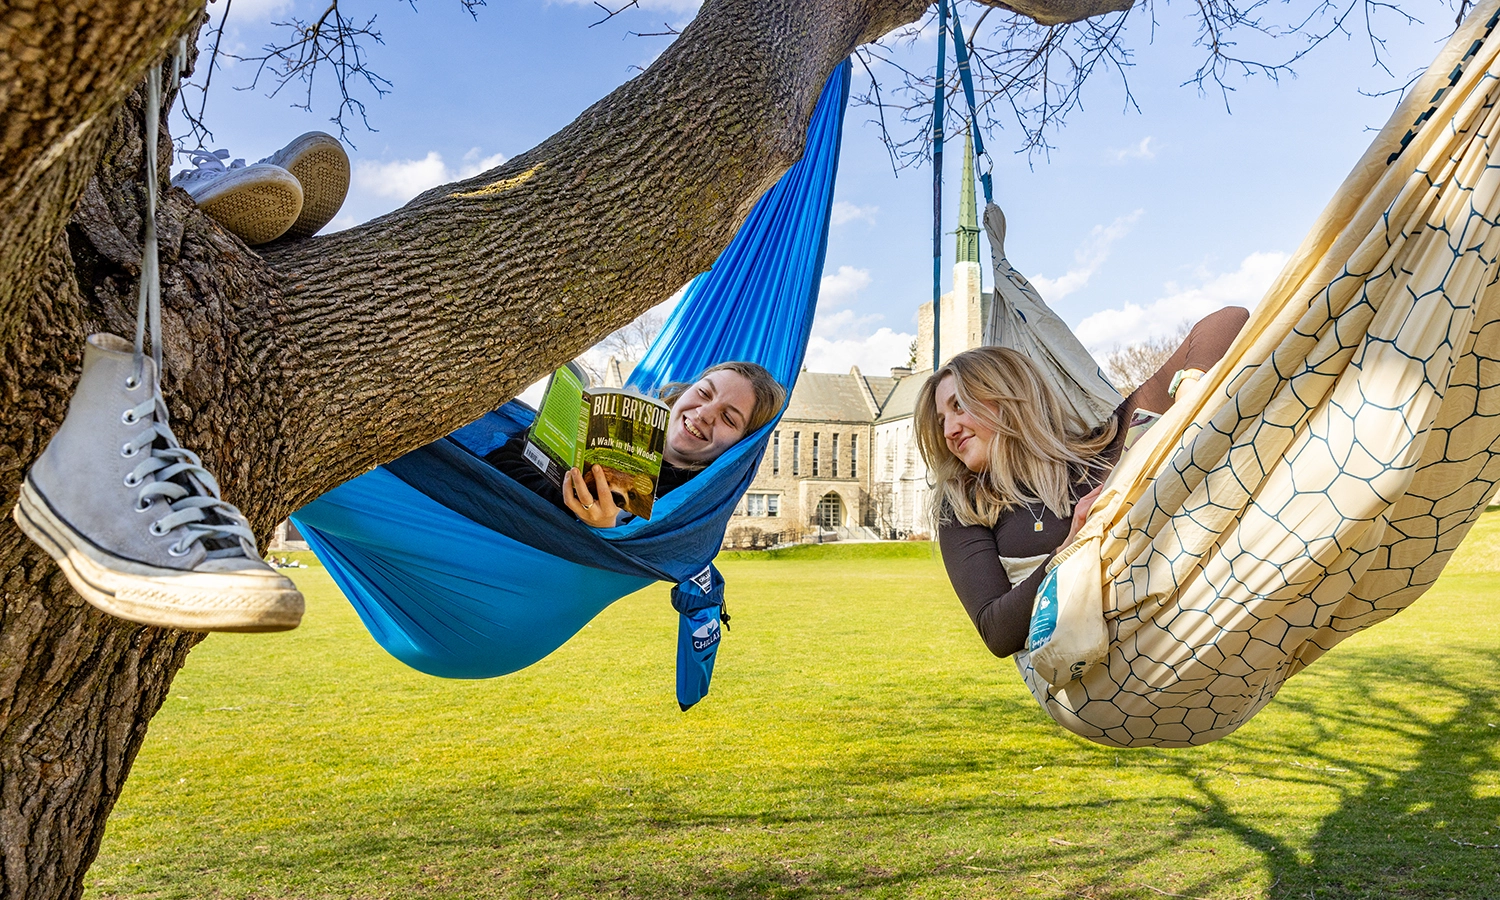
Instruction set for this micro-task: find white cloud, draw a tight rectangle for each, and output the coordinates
[350,148,509,203]
[1029,210,1142,301]
[1074,251,1289,355]
[803,266,914,373]
[804,328,915,374]
[324,211,359,234]
[831,201,879,226]
[1111,137,1156,162]
[459,147,507,178]
[819,265,873,306]
[352,152,449,201]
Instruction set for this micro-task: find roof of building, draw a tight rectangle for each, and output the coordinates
[781,371,882,423]
[874,370,930,424]
[865,375,899,408]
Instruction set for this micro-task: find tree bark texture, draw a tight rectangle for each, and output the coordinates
[0,0,1134,897]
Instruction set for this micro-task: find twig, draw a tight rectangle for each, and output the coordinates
[228,0,391,144]
[1131,882,1216,900]
[177,0,234,152]
[590,0,640,28]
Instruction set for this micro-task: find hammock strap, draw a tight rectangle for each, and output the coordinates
[946,0,995,205]
[931,0,948,371]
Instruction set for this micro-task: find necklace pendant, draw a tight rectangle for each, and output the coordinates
[1034,521,1044,532]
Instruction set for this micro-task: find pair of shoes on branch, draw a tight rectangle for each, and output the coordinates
[172,132,350,245]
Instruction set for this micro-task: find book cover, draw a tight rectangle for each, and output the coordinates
[524,364,670,519]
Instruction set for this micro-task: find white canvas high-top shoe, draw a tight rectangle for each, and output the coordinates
[13,334,304,632]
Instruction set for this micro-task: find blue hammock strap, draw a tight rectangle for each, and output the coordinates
[932,0,949,371]
[946,0,995,205]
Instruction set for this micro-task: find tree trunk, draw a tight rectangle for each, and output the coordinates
[0,0,1131,896]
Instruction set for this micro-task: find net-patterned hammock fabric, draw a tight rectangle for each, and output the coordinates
[1024,1,1500,747]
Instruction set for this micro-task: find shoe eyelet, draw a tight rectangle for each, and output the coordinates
[121,443,138,458]
[124,376,140,391]
[149,521,170,537]
[121,409,138,425]
[123,472,142,488]
[167,542,190,557]
[135,497,153,513]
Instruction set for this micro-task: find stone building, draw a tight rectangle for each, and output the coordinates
[722,138,991,548]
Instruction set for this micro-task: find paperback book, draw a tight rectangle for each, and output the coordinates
[523,363,670,519]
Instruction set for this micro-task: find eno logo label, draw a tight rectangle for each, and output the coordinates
[692,618,721,652]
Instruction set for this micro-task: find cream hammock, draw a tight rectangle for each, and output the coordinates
[1020,0,1500,748]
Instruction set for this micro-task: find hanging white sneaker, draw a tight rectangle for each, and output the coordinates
[13,334,304,632]
[172,149,303,246]
[258,132,350,240]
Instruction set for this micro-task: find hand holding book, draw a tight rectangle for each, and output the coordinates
[563,464,622,528]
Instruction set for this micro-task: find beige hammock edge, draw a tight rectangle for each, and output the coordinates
[1024,0,1500,748]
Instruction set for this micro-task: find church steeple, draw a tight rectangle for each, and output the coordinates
[955,129,981,265]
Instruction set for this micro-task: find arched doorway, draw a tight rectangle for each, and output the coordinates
[815,492,843,529]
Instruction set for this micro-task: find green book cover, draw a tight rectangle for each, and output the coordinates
[523,364,669,519]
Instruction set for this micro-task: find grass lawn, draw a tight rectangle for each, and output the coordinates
[88,517,1500,899]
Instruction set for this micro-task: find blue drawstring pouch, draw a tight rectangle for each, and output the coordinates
[671,565,726,711]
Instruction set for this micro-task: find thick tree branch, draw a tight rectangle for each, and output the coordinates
[975,0,1135,27]
[256,0,933,506]
[0,0,203,344]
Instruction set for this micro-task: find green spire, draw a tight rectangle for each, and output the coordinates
[956,129,980,265]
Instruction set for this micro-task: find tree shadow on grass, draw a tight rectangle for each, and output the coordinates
[1110,646,1500,900]
[1253,649,1500,899]
[108,643,1500,899]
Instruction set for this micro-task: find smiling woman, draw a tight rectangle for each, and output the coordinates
[913,306,1246,659]
[486,361,785,529]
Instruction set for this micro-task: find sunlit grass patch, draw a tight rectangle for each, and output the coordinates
[90,517,1500,898]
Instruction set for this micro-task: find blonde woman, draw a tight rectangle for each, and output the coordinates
[914,307,1247,658]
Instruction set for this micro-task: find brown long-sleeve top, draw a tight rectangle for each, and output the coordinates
[938,306,1249,658]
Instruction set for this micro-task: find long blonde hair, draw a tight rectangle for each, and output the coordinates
[914,347,1118,528]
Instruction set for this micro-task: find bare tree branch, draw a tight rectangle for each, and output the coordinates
[228,0,391,144]
[1104,321,1191,394]
[176,0,232,152]
[591,0,643,27]
[852,0,1447,169]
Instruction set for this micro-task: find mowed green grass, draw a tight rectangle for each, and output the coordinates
[89,519,1500,899]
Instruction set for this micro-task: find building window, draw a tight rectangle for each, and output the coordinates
[746,493,780,517]
[792,432,801,476]
[812,433,821,477]
[772,430,780,475]
[832,434,840,477]
[851,434,858,478]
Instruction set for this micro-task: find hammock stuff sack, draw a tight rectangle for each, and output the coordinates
[1022,0,1500,747]
[291,63,851,710]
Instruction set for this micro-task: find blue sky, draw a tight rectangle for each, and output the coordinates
[181,0,1462,377]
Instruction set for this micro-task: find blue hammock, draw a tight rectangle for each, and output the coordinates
[292,63,850,709]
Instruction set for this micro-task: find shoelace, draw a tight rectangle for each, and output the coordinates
[181,148,246,175]
[130,44,260,560]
